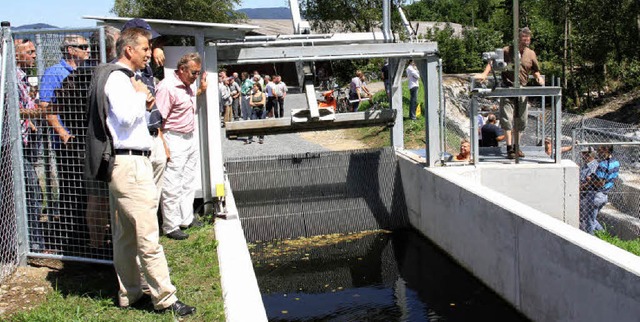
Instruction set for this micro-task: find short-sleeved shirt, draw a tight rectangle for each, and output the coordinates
[241,78,254,95]
[274,82,287,97]
[595,157,620,193]
[501,45,540,87]
[156,70,197,134]
[580,159,599,184]
[17,68,36,144]
[265,81,276,97]
[350,76,362,95]
[39,59,74,103]
[406,65,420,89]
[480,123,504,147]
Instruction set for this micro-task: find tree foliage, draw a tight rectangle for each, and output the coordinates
[301,0,406,33]
[111,0,245,24]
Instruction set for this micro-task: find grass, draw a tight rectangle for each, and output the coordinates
[7,222,224,322]
[595,230,640,256]
[352,81,428,149]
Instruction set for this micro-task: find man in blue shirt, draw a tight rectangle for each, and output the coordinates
[580,145,619,234]
[40,34,90,145]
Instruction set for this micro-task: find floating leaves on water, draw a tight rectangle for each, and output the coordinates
[295,298,300,301]
[282,310,288,314]
[251,230,390,260]
[337,287,343,290]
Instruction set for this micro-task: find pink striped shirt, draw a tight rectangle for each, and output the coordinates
[156,70,198,134]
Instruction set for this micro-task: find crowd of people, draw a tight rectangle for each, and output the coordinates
[217,70,288,136]
[15,18,199,317]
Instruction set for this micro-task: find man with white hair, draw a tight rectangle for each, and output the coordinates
[156,53,209,240]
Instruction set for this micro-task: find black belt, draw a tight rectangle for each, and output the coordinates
[115,149,150,157]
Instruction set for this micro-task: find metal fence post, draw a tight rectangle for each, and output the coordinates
[3,24,29,266]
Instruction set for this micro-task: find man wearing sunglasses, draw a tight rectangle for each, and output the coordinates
[37,34,90,243]
[155,53,208,240]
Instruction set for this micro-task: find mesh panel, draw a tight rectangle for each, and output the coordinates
[12,28,112,261]
[227,148,410,242]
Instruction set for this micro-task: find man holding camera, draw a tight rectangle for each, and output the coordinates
[477,27,544,159]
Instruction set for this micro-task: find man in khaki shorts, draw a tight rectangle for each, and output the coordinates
[478,27,544,159]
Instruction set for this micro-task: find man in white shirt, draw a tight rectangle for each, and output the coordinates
[406,60,421,120]
[102,27,195,317]
[264,75,276,117]
[274,75,288,118]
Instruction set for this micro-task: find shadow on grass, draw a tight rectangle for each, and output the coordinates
[44,261,120,305]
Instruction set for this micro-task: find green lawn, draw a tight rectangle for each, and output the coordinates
[354,81,427,149]
[8,223,224,322]
[595,230,640,256]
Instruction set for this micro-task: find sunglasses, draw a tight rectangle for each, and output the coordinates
[185,69,200,76]
[71,44,90,50]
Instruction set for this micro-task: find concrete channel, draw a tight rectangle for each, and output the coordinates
[215,143,640,322]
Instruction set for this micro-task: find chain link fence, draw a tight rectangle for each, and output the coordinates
[440,75,640,239]
[441,75,558,163]
[567,116,640,239]
[0,25,21,285]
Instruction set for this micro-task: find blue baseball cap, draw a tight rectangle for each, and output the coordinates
[121,18,161,39]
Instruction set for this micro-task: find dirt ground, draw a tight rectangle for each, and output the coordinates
[0,259,63,317]
[583,87,640,124]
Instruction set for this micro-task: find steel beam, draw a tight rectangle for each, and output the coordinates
[217,42,438,65]
[476,86,562,98]
[217,32,387,47]
[225,109,396,137]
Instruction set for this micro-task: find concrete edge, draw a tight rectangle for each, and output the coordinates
[215,177,268,322]
[429,163,640,273]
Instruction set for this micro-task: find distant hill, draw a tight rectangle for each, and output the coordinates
[238,7,292,19]
[14,23,58,30]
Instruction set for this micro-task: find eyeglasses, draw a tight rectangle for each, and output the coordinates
[71,44,90,50]
[188,70,201,76]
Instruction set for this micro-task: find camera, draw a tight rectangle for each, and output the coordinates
[482,48,507,70]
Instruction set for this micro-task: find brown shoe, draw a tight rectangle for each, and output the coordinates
[517,150,525,158]
[507,151,516,159]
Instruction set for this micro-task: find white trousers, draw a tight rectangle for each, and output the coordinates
[161,130,197,234]
[149,134,167,197]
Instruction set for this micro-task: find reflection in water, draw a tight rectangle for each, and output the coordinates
[251,229,530,322]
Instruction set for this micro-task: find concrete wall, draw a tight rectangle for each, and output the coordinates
[398,153,640,322]
[215,178,268,322]
[443,160,580,227]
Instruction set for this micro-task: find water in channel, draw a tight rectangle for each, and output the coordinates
[250,228,530,322]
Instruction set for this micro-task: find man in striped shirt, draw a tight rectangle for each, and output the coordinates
[580,145,619,234]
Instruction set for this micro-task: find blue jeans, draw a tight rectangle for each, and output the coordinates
[24,159,44,250]
[580,191,606,234]
[248,106,265,141]
[409,87,418,119]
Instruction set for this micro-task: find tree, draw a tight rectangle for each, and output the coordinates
[301,0,408,33]
[112,0,245,24]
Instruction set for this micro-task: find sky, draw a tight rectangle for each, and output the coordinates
[1,0,285,29]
